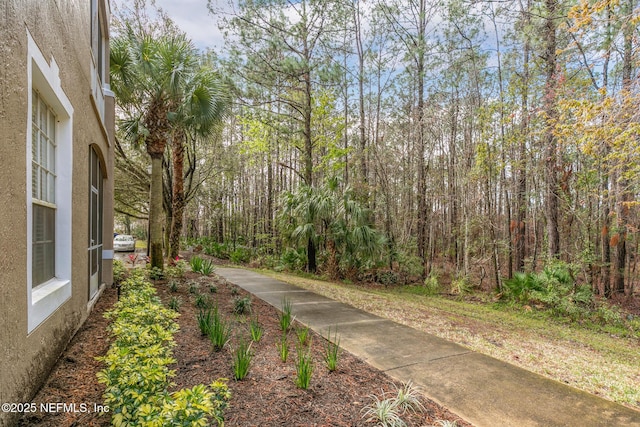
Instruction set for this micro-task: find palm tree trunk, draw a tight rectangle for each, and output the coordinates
[170,132,186,259]
[149,154,164,269]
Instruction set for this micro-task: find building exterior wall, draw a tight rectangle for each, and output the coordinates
[0,1,114,425]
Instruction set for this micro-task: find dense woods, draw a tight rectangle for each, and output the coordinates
[112,0,640,299]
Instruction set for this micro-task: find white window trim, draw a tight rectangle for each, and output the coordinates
[26,29,74,333]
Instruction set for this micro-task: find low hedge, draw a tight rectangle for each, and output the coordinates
[97,270,230,426]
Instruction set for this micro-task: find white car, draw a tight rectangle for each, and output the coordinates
[113,234,136,252]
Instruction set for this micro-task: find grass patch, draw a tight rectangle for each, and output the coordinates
[257,268,640,408]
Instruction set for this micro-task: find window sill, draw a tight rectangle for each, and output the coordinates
[29,278,71,333]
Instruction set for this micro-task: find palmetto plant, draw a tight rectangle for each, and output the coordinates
[279,177,385,277]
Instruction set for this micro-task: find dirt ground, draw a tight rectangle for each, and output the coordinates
[17,269,470,427]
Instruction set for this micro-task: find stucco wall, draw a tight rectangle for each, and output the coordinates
[0,1,113,425]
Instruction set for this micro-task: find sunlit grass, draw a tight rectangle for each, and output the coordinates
[257,268,640,408]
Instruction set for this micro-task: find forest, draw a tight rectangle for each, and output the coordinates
[111,0,640,303]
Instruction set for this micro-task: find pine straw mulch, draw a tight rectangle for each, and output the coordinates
[18,269,470,427]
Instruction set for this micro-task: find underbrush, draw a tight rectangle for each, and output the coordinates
[97,270,230,426]
[499,262,639,338]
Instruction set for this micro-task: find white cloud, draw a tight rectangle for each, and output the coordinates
[154,0,226,51]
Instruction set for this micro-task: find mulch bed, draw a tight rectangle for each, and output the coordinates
[17,267,470,427]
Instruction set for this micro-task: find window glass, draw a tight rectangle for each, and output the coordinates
[31,90,57,287]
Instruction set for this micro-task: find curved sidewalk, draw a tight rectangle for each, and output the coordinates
[216,268,640,427]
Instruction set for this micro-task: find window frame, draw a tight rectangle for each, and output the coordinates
[26,29,74,333]
[90,0,110,122]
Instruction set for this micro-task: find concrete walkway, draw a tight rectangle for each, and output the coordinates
[216,268,640,427]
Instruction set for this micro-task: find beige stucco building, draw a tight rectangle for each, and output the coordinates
[0,1,114,425]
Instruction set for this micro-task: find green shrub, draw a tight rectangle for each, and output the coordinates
[501,262,609,324]
[280,247,305,271]
[168,296,182,312]
[200,259,215,275]
[147,266,164,281]
[203,241,230,259]
[189,282,200,294]
[450,276,473,295]
[195,294,210,309]
[208,284,218,293]
[167,280,180,293]
[423,273,441,295]
[233,296,252,315]
[376,270,400,286]
[112,259,127,285]
[190,256,204,273]
[230,247,252,264]
[97,274,229,426]
[165,260,188,279]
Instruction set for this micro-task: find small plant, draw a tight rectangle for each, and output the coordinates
[208,306,232,352]
[233,296,252,315]
[208,284,218,293]
[323,327,341,372]
[278,298,294,331]
[361,382,425,427]
[230,287,240,296]
[168,296,182,312]
[167,280,180,293]
[451,276,472,295]
[165,259,188,279]
[362,395,405,427]
[148,266,164,281]
[423,273,441,295]
[232,339,253,381]
[395,381,425,413]
[277,334,289,362]
[296,326,310,346]
[190,255,204,273]
[294,344,313,389]
[189,282,200,294]
[249,317,263,342]
[200,258,215,275]
[195,294,210,309]
[197,308,213,336]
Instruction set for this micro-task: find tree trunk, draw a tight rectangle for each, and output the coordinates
[169,131,186,259]
[307,236,317,273]
[544,0,560,259]
[149,154,165,269]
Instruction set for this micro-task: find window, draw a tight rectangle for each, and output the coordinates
[26,30,74,333]
[31,90,57,287]
[90,0,109,121]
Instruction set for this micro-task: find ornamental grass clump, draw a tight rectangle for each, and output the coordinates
[97,271,229,426]
[361,382,425,427]
[249,317,263,342]
[295,344,313,389]
[323,327,341,372]
[232,339,253,381]
[278,297,294,331]
[209,305,232,352]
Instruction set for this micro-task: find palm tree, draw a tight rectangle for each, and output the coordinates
[167,67,229,259]
[110,28,213,269]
